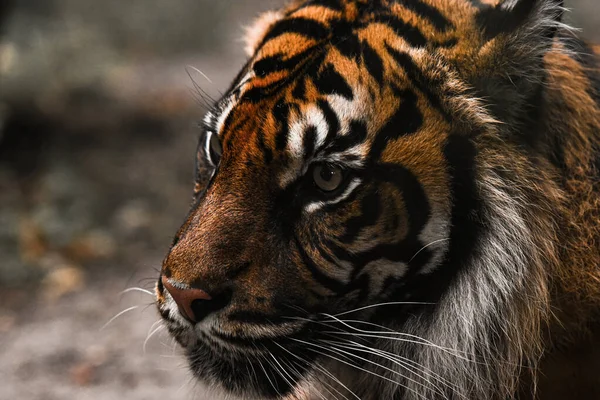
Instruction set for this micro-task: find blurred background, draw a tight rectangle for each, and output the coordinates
[0,1,597,399]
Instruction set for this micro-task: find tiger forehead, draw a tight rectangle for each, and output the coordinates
[263,0,473,51]
[204,0,488,167]
[236,0,486,106]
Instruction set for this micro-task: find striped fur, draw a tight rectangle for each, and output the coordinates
[155,0,600,399]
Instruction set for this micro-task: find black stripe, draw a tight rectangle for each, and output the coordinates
[242,83,284,103]
[314,234,342,269]
[390,0,453,32]
[219,110,237,150]
[372,15,428,48]
[243,51,326,103]
[362,41,385,84]
[273,100,291,151]
[378,163,430,243]
[292,77,307,101]
[369,88,423,161]
[317,99,341,147]
[221,114,251,155]
[303,126,318,161]
[331,20,363,59]
[440,134,484,282]
[325,119,368,155]
[253,47,316,77]
[291,0,344,12]
[327,162,432,280]
[338,189,381,243]
[313,64,354,100]
[385,44,450,120]
[327,237,429,283]
[389,134,484,306]
[294,236,347,294]
[256,128,273,165]
[259,17,330,49]
[437,37,458,47]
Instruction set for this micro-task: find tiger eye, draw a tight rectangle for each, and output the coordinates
[209,132,222,163]
[312,164,344,192]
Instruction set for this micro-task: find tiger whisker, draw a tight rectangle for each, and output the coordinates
[408,238,450,264]
[290,338,428,400]
[119,287,155,297]
[322,339,454,399]
[284,340,368,397]
[143,320,165,354]
[283,316,370,344]
[185,66,217,105]
[333,301,435,317]
[321,330,472,362]
[323,318,526,369]
[319,339,444,399]
[272,341,357,400]
[255,345,283,397]
[100,305,139,331]
[328,337,463,396]
[267,349,297,391]
[323,318,398,333]
[320,314,473,360]
[245,353,260,395]
[322,317,467,352]
[186,65,214,84]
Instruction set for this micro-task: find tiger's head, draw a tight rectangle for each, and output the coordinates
[156,0,567,398]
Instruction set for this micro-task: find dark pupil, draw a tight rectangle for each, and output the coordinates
[210,145,219,161]
[320,166,334,181]
[209,134,221,162]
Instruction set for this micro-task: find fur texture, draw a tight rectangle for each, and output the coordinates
[155,1,600,399]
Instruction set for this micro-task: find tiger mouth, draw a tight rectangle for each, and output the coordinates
[158,298,321,397]
[162,317,317,398]
[185,336,316,399]
[160,305,309,349]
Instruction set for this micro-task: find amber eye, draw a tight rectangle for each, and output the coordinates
[312,163,344,192]
[209,132,222,164]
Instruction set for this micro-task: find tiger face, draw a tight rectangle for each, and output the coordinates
[156,0,572,398]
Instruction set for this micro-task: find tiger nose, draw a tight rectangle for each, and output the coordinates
[161,275,213,323]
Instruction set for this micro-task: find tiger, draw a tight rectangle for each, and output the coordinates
[155,0,600,399]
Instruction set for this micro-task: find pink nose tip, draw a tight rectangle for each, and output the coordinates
[161,275,212,323]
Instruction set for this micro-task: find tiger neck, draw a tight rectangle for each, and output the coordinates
[537,42,600,335]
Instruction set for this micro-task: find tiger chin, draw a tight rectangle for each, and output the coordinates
[155,0,600,399]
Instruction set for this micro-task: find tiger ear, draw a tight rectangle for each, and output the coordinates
[467,0,566,123]
[243,10,285,57]
[476,0,564,42]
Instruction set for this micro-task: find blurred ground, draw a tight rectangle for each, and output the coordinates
[0,1,598,399]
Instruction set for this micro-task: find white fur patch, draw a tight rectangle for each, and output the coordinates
[279,89,370,188]
[288,104,330,160]
[243,11,285,57]
[305,178,362,213]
